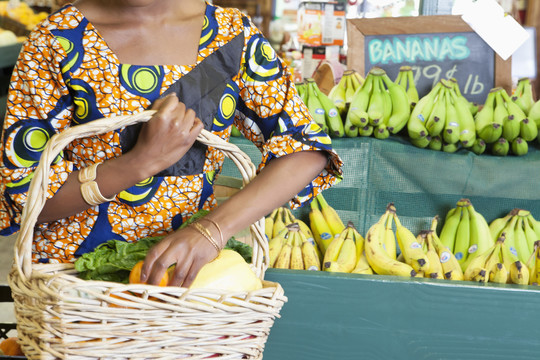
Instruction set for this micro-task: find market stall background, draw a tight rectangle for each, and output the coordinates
[2,0,540,359]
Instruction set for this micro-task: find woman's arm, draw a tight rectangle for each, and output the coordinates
[38,94,204,223]
[141,149,328,287]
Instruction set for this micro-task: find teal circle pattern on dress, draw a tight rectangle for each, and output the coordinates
[243,34,283,83]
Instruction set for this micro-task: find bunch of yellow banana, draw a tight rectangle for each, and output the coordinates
[364,204,418,278]
[463,233,529,284]
[345,67,411,139]
[394,66,419,109]
[269,223,322,271]
[438,199,494,271]
[488,208,540,265]
[323,222,366,273]
[391,207,432,274]
[417,230,455,280]
[327,70,365,117]
[511,77,535,116]
[475,87,536,156]
[422,216,465,281]
[266,206,322,257]
[526,240,540,285]
[308,193,346,254]
[297,78,345,138]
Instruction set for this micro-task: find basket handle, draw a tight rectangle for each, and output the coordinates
[14,110,268,280]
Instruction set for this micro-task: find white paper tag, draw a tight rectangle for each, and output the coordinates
[461,0,529,60]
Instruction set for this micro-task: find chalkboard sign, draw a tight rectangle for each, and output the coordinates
[346,15,512,104]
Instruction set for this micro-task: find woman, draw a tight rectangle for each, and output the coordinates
[0,0,343,287]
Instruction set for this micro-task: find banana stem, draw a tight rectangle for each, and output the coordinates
[316,193,330,209]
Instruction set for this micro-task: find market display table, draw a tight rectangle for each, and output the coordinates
[263,269,540,360]
[222,135,540,359]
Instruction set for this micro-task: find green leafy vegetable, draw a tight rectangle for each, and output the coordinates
[74,209,253,283]
[224,238,252,263]
[74,236,163,283]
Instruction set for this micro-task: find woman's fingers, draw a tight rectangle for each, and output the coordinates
[140,227,218,287]
[140,239,171,284]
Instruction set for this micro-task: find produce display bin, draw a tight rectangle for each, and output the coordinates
[262,269,540,360]
[221,135,540,359]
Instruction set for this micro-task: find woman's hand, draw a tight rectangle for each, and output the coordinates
[140,225,219,287]
[131,94,204,176]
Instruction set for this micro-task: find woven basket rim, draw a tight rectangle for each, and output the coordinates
[13,110,270,281]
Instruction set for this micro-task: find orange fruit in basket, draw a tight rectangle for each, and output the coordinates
[129,260,169,286]
[0,337,24,356]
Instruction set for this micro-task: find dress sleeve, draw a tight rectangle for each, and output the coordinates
[235,19,343,209]
[0,26,74,235]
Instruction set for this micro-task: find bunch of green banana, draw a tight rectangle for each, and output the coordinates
[270,223,322,271]
[395,65,419,109]
[308,193,346,254]
[410,78,477,152]
[475,87,536,156]
[463,234,529,284]
[438,198,494,271]
[346,67,410,139]
[364,204,418,278]
[381,71,411,134]
[296,81,307,102]
[299,78,345,137]
[323,222,363,273]
[528,99,540,130]
[450,77,480,117]
[406,81,442,144]
[448,79,477,148]
[526,240,540,285]
[511,77,535,115]
[488,208,540,264]
[327,69,365,117]
[474,88,501,145]
[230,124,243,137]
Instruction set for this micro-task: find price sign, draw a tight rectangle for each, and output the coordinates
[346,15,512,104]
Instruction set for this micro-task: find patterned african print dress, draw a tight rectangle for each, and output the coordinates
[0,3,343,263]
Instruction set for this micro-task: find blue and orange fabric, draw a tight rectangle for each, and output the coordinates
[0,3,343,263]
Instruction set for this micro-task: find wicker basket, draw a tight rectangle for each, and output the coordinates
[7,110,287,359]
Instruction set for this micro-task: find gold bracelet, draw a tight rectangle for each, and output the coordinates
[200,218,224,248]
[78,163,115,206]
[190,222,221,254]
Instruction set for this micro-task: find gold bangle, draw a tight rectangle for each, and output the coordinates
[200,218,224,248]
[78,163,115,206]
[78,163,98,183]
[190,222,220,254]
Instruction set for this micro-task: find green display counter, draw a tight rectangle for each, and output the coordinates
[222,135,540,234]
[263,269,540,360]
[221,135,540,359]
